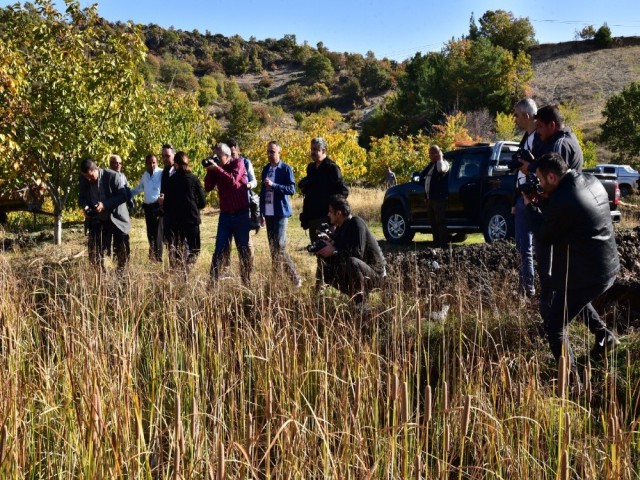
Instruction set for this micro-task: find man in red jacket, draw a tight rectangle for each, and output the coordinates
[204,143,251,286]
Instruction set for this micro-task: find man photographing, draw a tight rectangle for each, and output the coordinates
[524,153,619,383]
[315,195,386,308]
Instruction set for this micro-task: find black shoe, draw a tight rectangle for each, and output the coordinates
[590,330,620,359]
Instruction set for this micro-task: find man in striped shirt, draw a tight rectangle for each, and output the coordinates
[204,143,252,286]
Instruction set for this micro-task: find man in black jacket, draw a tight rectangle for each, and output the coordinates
[315,195,386,307]
[518,105,584,310]
[300,137,349,242]
[420,145,449,248]
[524,153,620,377]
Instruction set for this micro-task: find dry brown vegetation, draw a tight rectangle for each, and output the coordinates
[1,189,639,478]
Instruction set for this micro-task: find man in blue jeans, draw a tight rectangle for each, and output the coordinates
[204,143,251,286]
[259,141,302,286]
[512,98,543,297]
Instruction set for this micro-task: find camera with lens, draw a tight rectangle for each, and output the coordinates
[506,148,535,172]
[519,173,543,199]
[306,222,333,253]
[201,155,219,168]
[84,204,98,217]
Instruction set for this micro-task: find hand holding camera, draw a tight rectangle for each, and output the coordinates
[507,149,535,172]
[307,222,334,254]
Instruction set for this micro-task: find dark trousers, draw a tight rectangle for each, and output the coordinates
[426,198,448,247]
[265,216,300,283]
[308,217,330,285]
[541,276,615,370]
[87,219,129,270]
[321,256,383,304]
[536,239,553,310]
[167,224,201,270]
[143,202,163,262]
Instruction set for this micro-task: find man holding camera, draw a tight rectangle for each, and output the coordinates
[204,143,252,286]
[518,104,584,309]
[512,98,543,297]
[315,195,386,308]
[524,153,619,383]
[78,158,131,271]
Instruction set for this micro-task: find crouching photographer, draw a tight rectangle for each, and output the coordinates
[314,195,386,308]
[524,152,620,391]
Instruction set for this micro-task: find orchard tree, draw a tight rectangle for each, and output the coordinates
[0,40,27,189]
[1,0,147,243]
[126,87,222,182]
[600,81,640,166]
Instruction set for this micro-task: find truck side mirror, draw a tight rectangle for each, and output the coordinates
[411,171,421,183]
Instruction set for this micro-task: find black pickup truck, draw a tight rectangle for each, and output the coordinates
[381,142,621,244]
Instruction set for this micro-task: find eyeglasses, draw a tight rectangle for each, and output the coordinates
[267,150,277,154]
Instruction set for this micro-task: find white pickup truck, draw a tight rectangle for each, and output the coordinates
[591,164,640,197]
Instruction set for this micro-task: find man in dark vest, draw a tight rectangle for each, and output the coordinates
[420,145,450,248]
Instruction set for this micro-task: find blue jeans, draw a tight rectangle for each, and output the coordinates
[515,197,535,295]
[265,216,300,283]
[210,210,252,284]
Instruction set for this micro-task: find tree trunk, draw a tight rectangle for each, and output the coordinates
[54,213,63,245]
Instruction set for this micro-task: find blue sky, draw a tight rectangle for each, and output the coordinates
[6,1,640,60]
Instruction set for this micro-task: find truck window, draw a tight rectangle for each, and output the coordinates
[603,166,615,174]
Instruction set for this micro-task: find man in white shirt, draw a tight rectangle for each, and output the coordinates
[131,153,164,262]
[512,98,541,297]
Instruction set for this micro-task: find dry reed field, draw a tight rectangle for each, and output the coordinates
[0,188,639,479]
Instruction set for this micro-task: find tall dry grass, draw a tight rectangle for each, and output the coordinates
[0,194,639,478]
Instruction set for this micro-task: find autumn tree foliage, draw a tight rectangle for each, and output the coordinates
[1,1,221,241]
[600,81,640,166]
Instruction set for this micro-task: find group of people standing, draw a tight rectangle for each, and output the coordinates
[79,136,386,307]
[511,100,620,391]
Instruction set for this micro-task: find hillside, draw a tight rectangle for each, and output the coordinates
[529,37,640,155]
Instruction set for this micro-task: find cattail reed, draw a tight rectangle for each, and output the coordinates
[216,438,225,480]
[461,394,471,436]
[557,355,567,398]
[424,385,432,424]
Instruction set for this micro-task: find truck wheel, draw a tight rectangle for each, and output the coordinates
[482,204,514,243]
[382,206,415,244]
[619,184,632,197]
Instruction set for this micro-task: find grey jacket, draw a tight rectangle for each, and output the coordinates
[79,168,131,234]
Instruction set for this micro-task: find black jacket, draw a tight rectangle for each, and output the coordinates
[526,171,619,291]
[332,216,386,276]
[538,127,583,172]
[163,170,206,228]
[301,157,349,222]
[419,162,449,200]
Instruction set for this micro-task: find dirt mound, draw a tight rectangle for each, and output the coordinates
[384,228,640,330]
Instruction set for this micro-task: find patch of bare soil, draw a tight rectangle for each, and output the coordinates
[384,227,640,331]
